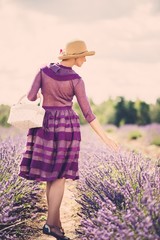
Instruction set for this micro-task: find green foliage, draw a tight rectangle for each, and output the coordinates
[125,100,137,124]
[106,128,114,133]
[135,100,151,125]
[114,97,137,126]
[151,136,160,146]
[128,130,142,140]
[112,97,153,126]
[114,96,126,126]
[150,99,160,123]
[0,104,10,127]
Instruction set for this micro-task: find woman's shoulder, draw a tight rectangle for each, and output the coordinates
[40,63,81,81]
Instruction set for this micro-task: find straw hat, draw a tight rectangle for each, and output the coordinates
[58,40,95,60]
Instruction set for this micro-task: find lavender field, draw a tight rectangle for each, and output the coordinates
[78,124,160,240]
[0,124,160,240]
[0,127,45,240]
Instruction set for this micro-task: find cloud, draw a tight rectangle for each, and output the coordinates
[7,0,144,22]
[8,0,160,22]
[150,0,160,13]
[0,0,160,105]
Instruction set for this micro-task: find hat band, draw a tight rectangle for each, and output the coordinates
[66,50,88,56]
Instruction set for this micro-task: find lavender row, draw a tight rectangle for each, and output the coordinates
[77,127,160,240]
[116,123,160,146]
[0,135,43,240]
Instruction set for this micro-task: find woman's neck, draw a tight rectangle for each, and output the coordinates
[60,59,75,68]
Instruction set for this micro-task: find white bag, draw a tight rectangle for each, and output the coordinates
[7,94,45,130]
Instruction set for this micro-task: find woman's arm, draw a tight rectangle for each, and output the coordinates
[89,118,118,151]
[74,79,118,151]
[74,79,96,123]
[27,70,42,101]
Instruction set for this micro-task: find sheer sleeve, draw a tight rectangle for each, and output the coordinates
[73,78,96,123]
[27,70,42,101]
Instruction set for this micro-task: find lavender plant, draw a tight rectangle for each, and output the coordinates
[118,123,160,147]
[143,123,160,146]
[77,128,160,240]
[0,135,44,240]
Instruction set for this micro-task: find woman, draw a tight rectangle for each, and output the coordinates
[19,40,118,240]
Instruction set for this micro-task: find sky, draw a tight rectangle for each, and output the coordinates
[0,0,160,106]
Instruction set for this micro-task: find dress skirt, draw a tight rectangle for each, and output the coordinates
[19,106,81,182]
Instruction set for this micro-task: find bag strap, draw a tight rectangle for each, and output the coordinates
[18,94,26,103]
[18,94,43,106]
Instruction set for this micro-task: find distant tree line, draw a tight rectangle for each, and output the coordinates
[73,96,160,126]
[1,96,160,127]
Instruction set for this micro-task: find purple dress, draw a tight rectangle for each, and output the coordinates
[19,63,95,181]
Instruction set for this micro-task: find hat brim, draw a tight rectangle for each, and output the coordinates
[58,51,95,60]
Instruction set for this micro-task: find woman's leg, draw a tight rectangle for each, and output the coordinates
[46,178,65,228]
[46,182,62,230]
[46,181,51,205]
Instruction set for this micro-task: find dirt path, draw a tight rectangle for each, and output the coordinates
[31,180,80,240]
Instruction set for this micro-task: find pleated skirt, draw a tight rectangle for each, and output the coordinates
[19,106,81,182]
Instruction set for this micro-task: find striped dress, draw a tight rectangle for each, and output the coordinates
[19,63,95,182]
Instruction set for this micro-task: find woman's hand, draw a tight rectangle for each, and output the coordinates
[89,119,119,152]
[37,92,41,99]
[104,137,119,152]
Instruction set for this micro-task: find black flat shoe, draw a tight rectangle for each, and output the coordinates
[60,227,65,235]
[43,224,70,240]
